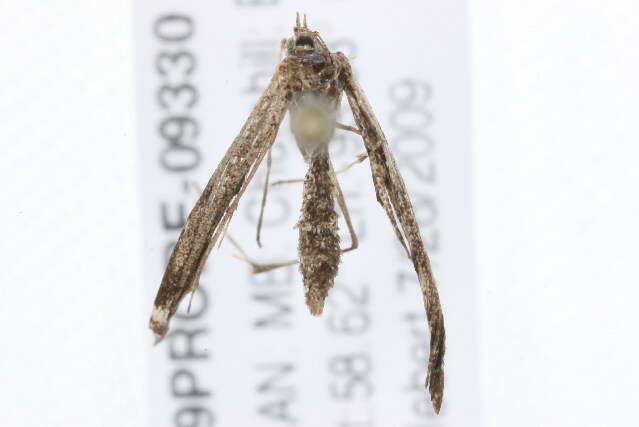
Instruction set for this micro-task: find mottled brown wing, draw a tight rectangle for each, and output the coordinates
[150,64,290,341]
[337,53,446,414]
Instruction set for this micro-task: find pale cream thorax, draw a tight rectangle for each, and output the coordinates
[289,93,338,162]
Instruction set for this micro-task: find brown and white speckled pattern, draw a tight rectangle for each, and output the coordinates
[149,68,290,340]
[150,16,446,414]
[297,149,341,315]
[338,54,446,413]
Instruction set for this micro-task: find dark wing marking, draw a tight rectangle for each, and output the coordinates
[150,63,290,341]
[337,53,446,414]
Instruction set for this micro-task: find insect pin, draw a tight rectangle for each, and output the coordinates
[149,14,446,413]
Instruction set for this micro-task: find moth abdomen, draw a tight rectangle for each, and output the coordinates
[297,150,340,315]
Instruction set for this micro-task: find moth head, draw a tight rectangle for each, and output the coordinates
[287,13,330,62]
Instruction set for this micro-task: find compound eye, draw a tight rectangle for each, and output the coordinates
[295,36,314,48]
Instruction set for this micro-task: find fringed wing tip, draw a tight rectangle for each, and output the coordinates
[149,305,170,344]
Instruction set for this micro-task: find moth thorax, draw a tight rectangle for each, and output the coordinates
[290,94,336,162]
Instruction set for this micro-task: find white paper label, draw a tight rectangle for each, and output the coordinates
[135,1,479,426]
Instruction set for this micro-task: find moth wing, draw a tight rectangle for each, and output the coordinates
[150,65,290,341]
[338,53,446,414]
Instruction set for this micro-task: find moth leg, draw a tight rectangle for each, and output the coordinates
[227,234,299,274]
[329,160,358,252]
[270,122,364,186]
[229,169,359,274]
[256,149,272,248]
[334,152,368,177]
[271,152,368,187]
[336,122,362,135]
[270,177,303,186]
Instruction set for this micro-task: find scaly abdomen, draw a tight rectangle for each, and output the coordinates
[297,150,340,315]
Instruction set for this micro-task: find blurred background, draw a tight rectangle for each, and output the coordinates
[1,1,638,426]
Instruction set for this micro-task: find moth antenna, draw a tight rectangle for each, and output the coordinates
[303,13,308,28]
[296,12,301,28]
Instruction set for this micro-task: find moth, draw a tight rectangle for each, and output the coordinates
[149,15,446,413]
